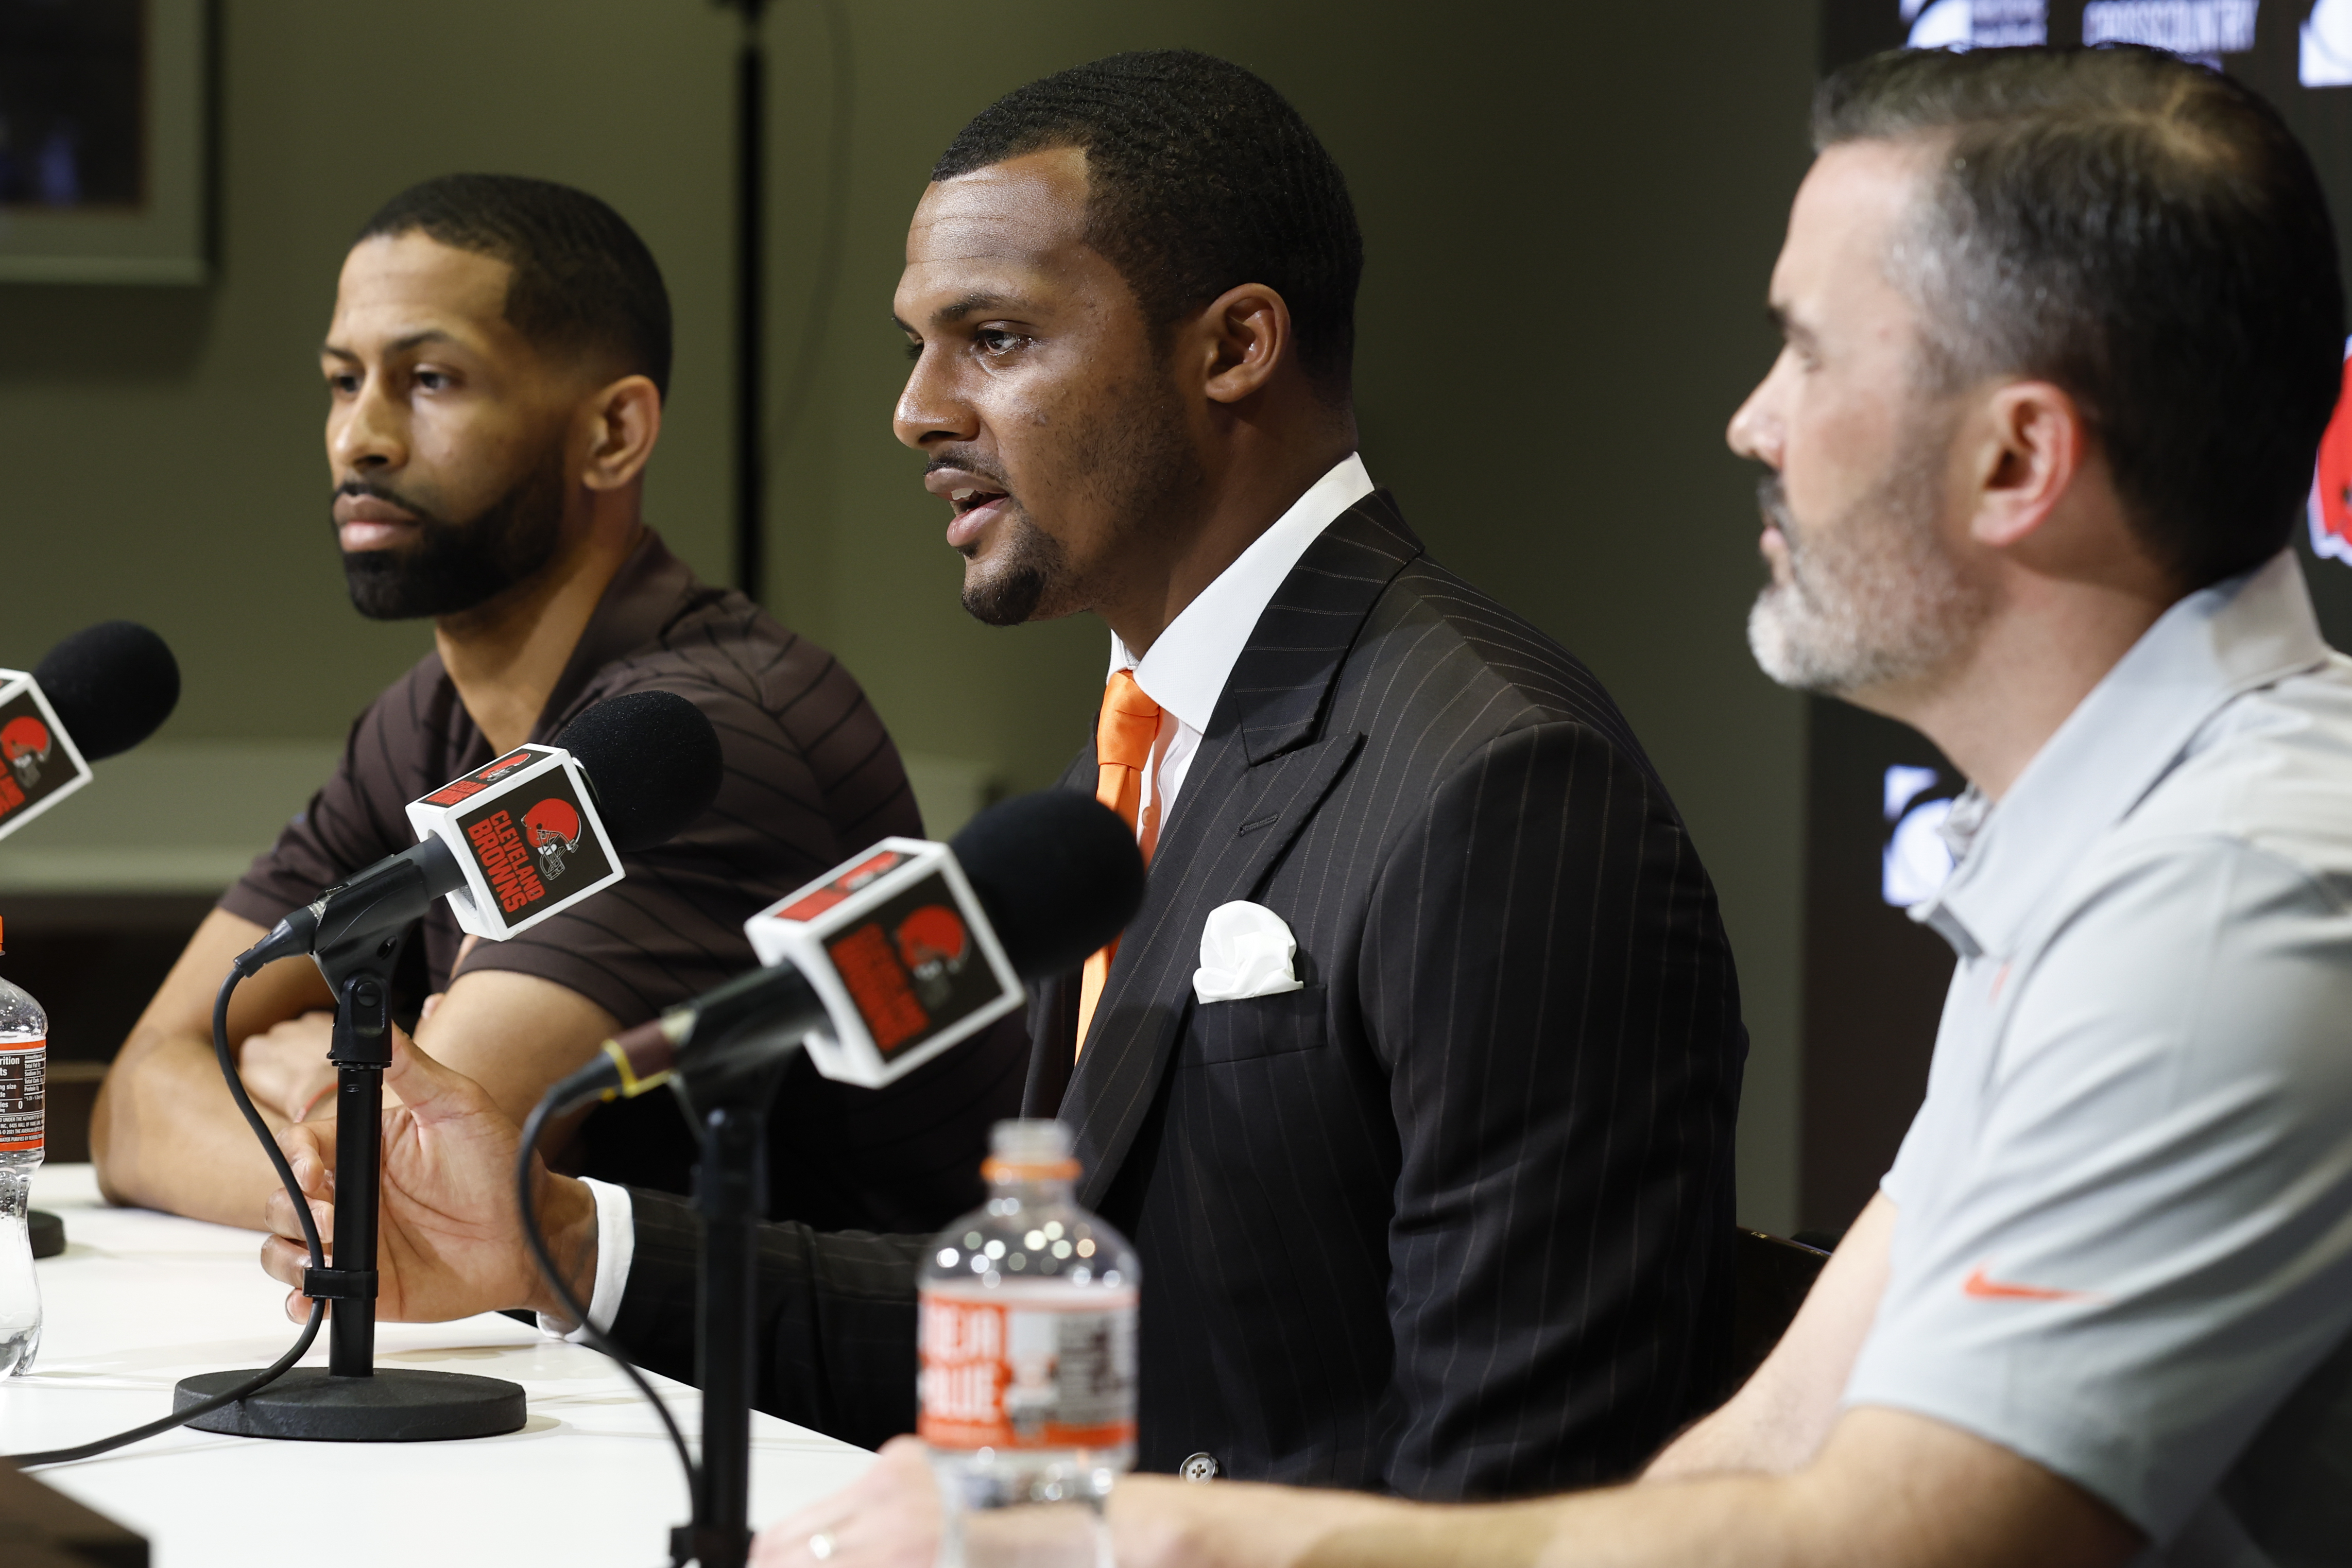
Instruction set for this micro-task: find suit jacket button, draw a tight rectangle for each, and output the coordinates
[1180,1453,1220,1483]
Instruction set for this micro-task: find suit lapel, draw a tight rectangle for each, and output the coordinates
[1053,496,1424,1207]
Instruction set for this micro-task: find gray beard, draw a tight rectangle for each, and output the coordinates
[1746,456,1988,697]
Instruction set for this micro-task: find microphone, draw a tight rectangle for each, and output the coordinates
[0,621,181,840]
[552,789,1145,1109]
[238,689,724,974]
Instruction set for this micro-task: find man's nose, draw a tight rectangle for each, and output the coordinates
[330,374,407,472]
[1726,373,1783,468]
[892,347,981,451]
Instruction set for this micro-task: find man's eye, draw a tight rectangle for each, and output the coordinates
[904,339,924,363]
[328,374,360,395]
[974,329,1025,356]
[416,370,452,391]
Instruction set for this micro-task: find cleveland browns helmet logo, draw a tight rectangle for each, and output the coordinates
[522,798,585,882]
[2,716,53,790]
[896,905,971,1009]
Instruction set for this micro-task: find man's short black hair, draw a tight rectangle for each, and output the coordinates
[933,50,1363,399]
[1815,46,2345,589]
[358,174,673,400]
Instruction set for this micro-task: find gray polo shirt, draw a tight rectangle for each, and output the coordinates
[1843,552,2352,1566]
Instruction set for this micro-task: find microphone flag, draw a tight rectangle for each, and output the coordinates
[404,744,623,940]
[744,838,1023,1088]
[0,670,93,841]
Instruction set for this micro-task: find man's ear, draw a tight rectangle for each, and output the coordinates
[1193,283,1293,406]
[580,374,663,493]
[1966,380,2085,551]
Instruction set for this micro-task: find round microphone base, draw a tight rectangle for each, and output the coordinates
[174,1367,528,1443]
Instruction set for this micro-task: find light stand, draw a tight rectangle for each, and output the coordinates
[174,878,526,1441]
[719,0,770,605]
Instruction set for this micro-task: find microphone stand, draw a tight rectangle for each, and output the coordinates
[175,877,527,1441]
[667,1025,806,1568]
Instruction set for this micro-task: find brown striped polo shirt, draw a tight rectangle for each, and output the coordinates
[221,529,1023,1232]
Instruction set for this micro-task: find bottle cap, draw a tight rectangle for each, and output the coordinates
[982,1118,1081,1183]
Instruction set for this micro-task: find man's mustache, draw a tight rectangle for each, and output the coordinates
[332,479,444,533]
[924,453,1014,494]
[1757,473,1796,537]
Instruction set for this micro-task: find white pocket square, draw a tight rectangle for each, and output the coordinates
[1193,901,1306,1004]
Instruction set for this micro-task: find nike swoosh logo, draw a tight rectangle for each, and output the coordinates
[1963,1265,2090,1302]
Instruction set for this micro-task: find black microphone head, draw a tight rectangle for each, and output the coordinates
[950,789,1146,979]
[29,621,180,762]
[555,690,724,853]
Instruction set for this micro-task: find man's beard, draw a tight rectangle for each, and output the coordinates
[959,504,1068,628]
[953,371,1204,628]
[1746,442,1989,697]
[337,451,566,621]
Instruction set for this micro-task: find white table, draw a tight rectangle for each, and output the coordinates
[2,1165,874,1565]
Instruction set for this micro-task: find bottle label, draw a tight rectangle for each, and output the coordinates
[918,1289,1137,1450]
[0,1039,43,1155]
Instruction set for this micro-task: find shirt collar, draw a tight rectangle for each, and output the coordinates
[528,527,701,742]
[1108,454,1376,733]
[1914,550,2330,960]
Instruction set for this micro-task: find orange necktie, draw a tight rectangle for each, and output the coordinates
[1075,669,1161,1058]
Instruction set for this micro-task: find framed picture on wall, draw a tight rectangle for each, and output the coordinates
[0,0,210,284]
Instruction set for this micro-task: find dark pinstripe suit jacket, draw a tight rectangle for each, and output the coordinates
[612,495,1748,1498]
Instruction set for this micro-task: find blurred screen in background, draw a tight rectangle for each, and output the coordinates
[0,0,143,210]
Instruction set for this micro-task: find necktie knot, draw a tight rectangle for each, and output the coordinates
[1097,669,1161,772]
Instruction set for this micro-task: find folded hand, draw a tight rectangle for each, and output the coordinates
[257,1032,596,1325]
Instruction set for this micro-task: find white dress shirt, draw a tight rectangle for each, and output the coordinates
[1843,552,2352,1562]
[562,453,1377,1338]
[1110,452,1375,857]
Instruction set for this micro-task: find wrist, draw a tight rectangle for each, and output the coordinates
[527,1167,600,1323]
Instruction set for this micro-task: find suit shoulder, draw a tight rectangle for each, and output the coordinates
[1338,557,1659,776]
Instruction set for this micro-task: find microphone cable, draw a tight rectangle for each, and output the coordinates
[7,959,327,1467]
[515,1086,699,1532]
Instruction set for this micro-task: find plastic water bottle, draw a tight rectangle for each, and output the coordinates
[920,1120,1138,1568]
[0,916,46,1377]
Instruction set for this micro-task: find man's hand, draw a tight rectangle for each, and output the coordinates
[241,1008,434,1124]
[754,1438,941,1568]
[95,907,618,1231]
[258,1032,596,1325]
[236,1010,341,1124]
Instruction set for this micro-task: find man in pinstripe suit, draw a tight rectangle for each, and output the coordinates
[876,49,1746,1497]
[257,49,1748,1512]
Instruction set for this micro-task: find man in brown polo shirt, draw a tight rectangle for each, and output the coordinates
[91,174,1021,1235]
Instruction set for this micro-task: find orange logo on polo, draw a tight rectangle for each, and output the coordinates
[1962,1265,2090,1303]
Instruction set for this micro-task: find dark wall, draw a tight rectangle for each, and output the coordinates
[1802,1,2352,1232]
